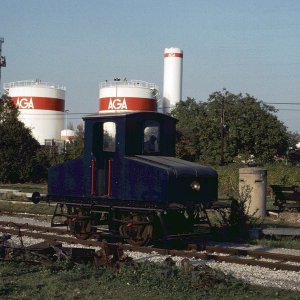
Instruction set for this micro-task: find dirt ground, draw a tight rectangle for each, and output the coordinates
[268,211,300,225]
[279,212,300,223]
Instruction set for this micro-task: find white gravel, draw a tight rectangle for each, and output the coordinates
[7,235,45,247]
[125,249,300,292]
[206,261,300,292]
[1,214,300,292]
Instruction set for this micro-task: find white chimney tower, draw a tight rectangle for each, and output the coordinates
[163,47,183,114]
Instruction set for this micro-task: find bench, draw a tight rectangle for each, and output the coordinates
[270,185,300,210]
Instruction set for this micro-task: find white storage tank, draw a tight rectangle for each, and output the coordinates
[61,129,75,142]
[163,47,183,114]
[99,79,158,113]
[4,80,66,145]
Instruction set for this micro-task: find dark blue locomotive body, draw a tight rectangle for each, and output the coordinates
[47,111,218,244]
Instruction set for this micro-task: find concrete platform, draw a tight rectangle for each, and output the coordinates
[262,227,300,237]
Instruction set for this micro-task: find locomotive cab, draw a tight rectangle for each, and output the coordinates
[82,112,177,199]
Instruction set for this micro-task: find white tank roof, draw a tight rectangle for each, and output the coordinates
[4,80,66,91]
[61,129,75,141]
[61,129,75,136]
[99,80,158,91]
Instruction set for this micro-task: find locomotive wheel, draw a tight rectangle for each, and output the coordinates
[73,219,92,240]
[69,208,93,240]
[119,215,153,246]
[129,224,153,246]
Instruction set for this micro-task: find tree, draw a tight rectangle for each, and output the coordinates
[171,97,205,161]
[31,145,65,182]
[288,132,300,149]
[0,93,18,122]
[29,123,85,182]
[172,91,290,164]
[64,123,84,160]
[288,132,300,163]
[0,93,40,182]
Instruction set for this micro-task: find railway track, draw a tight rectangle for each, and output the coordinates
[0,210,52,218]
[1,221,300,272]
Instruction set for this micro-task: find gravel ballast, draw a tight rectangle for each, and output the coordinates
[1,214,300,292]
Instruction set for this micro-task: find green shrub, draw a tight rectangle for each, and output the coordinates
[213,186,261,242]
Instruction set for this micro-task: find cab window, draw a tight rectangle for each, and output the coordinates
[143,121,159,153]
[103,122,116,152]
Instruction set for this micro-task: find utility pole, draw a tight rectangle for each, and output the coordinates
[0,37,6,94]
[220,94,225,165]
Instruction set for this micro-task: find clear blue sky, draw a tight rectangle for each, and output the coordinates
[1,0,300,132]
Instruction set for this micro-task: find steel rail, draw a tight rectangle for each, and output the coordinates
[0,210,52,217]
[0,220,68,235]
[1,222,300,272]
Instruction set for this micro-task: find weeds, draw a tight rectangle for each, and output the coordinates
[214,186,261,242]
[0,200,54,215]
[252,238,300,250]
[0,261,298,299]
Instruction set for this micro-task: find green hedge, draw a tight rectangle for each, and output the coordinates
[206,163,300,199]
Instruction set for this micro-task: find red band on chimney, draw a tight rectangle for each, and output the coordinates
[164,53,183,58]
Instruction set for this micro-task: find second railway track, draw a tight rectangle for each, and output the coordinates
[1,221,300,272]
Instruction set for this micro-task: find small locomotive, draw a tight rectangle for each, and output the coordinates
[44,111,218,245]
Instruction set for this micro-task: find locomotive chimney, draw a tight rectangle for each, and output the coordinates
[162,47,183,114]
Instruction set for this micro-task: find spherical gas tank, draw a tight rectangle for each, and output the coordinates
[99,80,158,113]
[4,80,66,145]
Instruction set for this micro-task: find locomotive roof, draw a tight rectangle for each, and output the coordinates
[82,111,176,121]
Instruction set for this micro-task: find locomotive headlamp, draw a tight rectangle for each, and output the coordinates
[191,181,201,192]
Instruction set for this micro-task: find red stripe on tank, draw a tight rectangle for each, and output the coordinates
[99,97,157,112]
[11,97,65,112]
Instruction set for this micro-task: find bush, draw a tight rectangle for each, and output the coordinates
[214,186,260,242]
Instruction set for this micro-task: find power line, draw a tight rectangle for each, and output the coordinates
[266,102,300,105]
[275,109,300,111]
